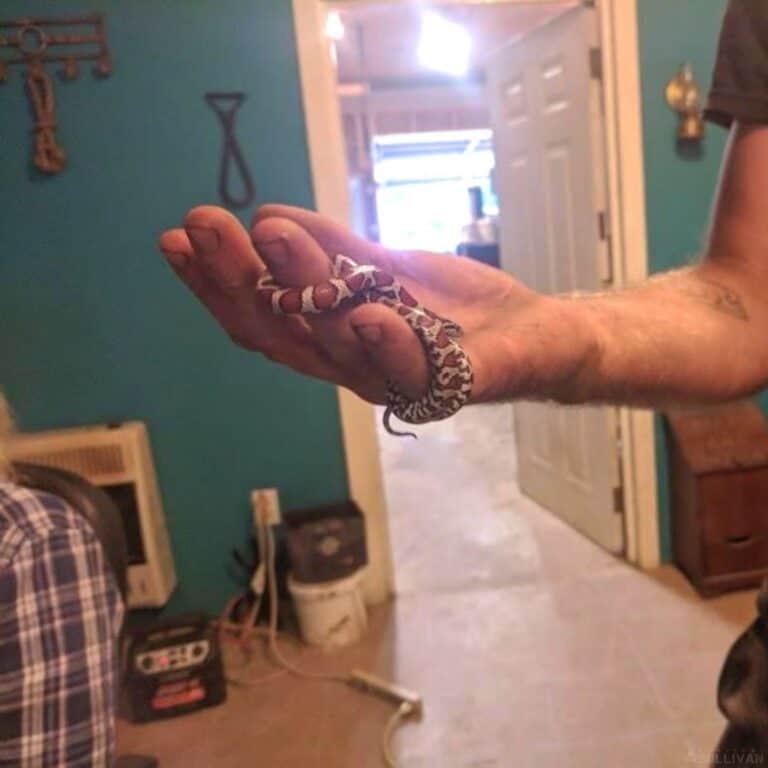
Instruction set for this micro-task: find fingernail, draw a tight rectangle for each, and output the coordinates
[354,324,382,345]
[163,251,188,268]
[254,234,288,268]
[187,226,219,255]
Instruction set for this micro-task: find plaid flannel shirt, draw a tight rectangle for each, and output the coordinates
[0,481,123,767]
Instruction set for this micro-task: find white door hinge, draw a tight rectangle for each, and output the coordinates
[597,210,613,284]
[597,210,611,241]
[613,408,624,514]
[589,47,603,81]
[613,486,625,515]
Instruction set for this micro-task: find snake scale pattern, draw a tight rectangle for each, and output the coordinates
[256,254,473,437]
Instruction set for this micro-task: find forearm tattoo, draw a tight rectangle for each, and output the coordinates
[675,275,749,321]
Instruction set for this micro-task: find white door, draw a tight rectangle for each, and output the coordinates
[487,6,624,553]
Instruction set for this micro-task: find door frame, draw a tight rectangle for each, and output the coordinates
[290,0,659,604]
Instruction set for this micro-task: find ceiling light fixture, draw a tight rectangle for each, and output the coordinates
[325,9,345,41]
[418,11,472,77]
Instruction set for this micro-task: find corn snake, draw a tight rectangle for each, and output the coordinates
[256,254,473,437]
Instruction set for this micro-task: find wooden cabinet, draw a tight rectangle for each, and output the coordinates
[666,401,768,596]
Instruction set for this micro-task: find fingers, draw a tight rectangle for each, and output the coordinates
[159,204,431,403]
[348,303,429,400]
[158,228,193,260]
[252,203,517,300]
[253,204,396,271]
[251,216,332,287]
[251,216,428,398]
[251,216,365,376]
[158,205,265,305]
[183,205,265,288]
[158,207,262,343]
[158,206,328,372]
[252,216,373,376]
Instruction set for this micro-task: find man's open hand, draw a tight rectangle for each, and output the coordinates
[158,204,597,405]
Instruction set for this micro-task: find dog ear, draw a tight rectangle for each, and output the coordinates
[718,621,768,734]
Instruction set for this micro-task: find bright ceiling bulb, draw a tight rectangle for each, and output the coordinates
[418,11,472,77]
[325,10,345,41]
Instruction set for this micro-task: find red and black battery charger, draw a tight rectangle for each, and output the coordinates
[121,613,226,723]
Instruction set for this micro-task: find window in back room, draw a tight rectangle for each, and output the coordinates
[372,128,497,253]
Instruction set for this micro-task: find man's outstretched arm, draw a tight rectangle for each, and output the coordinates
[158,122,768,412]
[543,122,768,407]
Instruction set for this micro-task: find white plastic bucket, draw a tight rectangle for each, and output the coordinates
[287,569,368,649]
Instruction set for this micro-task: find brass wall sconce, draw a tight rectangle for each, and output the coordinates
[666,62,706,143]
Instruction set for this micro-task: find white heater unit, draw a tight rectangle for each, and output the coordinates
[8,421,176,609]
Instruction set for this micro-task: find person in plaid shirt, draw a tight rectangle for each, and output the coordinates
[0,392,124,767]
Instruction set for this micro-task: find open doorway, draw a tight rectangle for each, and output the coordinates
[327,0,626,593]
[332,2,564,252]
[371,128,497,253]
[277,3,753,763]
[295,0,660,601]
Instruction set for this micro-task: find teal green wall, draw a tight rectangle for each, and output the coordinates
[0,1,348,613]
[637,0,729,560]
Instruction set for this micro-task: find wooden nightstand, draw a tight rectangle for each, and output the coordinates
[666,401,768,597]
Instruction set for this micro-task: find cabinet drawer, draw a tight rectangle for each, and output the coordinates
[697,467,768,544]
[704,535,768,576]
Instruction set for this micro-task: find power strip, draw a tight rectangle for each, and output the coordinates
[347,669,423,718]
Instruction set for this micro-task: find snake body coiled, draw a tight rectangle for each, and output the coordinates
[256,254,473,437]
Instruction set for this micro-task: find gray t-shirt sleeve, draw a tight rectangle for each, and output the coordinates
[706,0,768,127]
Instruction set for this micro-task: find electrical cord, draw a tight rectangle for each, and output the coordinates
[217,624,287,687]
[218,513,417,765]
[263,517,349,683]
[262,521,418,765]
[382,702,415,768]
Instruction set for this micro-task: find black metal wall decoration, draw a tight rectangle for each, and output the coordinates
[0,14,112,174]
[205,92,256,210]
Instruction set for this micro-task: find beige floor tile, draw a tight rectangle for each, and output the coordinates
[525,727,697,768]
[118,404,752,767]
[639,648,726,722]
[686,718,729,766]
[547,662,668,745]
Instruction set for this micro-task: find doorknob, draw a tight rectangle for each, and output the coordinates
[666,62,706,143]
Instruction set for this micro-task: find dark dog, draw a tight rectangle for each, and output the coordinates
[713,582,768,763]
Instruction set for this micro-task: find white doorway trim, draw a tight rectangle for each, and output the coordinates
[290,0,660,602]
[596,1,659,568]
[291,0,394,605]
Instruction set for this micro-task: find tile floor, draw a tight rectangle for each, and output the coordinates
[118,403,756,767]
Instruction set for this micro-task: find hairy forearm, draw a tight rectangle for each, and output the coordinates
[531,263,768,407]
[475,124,768,408]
